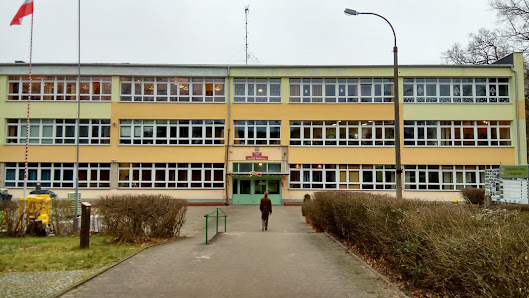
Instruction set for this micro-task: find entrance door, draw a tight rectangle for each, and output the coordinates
[232,177,281,204]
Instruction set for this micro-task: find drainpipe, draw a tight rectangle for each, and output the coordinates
[511,66,521,165]
[224,66,231,205]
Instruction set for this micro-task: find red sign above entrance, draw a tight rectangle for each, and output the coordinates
[246,151,268,160]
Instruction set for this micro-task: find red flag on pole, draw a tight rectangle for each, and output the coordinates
[10,0,34,26]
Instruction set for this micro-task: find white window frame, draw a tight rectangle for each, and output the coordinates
[289,78,394,103]
[290,120,394,146]
[120,77,225,102]
[118,163,225,189]
[403,120,511,147]
[6,119,111,145]
[234,78,281,103]
[402,78,509,104]
[4,162,111,188]
[289,164,396,190]
[119,119,225,145]
[404,165,495,191]
[233,120,281,145]
[8,76,112,101]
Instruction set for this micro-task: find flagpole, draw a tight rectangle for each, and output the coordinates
[73,0,81,232]
[22,8,35,234]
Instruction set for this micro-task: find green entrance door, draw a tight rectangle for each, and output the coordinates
[232,177,281,204]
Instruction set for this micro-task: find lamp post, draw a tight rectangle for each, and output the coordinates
[344,8,403,200]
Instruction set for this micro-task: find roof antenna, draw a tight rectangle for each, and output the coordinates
[245,5,249,65]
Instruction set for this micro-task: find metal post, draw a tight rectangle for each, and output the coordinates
[205,214,208,244]
[74,0,81,231]
[216,208,219,234]
[344,9,402,199]
[224,213,227,232]
[393,46,403,200]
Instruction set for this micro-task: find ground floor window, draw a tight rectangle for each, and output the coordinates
[4,162,110,188]
[404,165,496,190]
[118,163,224,188]
[289,164,396,190]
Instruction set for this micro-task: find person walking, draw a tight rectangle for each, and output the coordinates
[259,192,272,231]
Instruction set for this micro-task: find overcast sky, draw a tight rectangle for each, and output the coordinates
[0,0,499,66]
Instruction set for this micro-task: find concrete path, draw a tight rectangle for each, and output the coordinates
[62,205,404,298]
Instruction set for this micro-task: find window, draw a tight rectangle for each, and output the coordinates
[6,119,111,145]
[233,163,282,173]
[233,120,281,145]
[403,78,509,103]
[404,165,495,190]
[289,164,396,190]
[403,120,511,146]
[8,76,111,101]
[4,162,110,188]
[119,119,224,145]
[234,78,281,103]
[290,120,394,146]
[289,78,393,103]
[120,77,225,102]
[118,163,224,188]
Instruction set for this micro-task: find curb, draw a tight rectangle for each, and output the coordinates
[187,203,226,206]
[323,232,410,298]
[283,202,303,206]
[52,239,179,297]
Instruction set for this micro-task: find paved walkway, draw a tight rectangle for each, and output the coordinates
[62,205,404,298]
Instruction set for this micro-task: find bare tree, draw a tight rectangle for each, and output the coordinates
[491,0,529,49]
[442,28,512,64]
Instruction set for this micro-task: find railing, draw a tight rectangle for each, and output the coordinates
[204,208,227,244]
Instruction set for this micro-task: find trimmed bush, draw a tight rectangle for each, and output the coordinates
[50,200,75,236]
[97,194,187,243]
[304,191,529,297]
[0,201,22,236]
[301,193,312,216]
[461,187,485,204]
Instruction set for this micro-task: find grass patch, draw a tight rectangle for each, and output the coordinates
[0,235,144,272]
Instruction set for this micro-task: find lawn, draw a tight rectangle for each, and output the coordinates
[0,235,144,272]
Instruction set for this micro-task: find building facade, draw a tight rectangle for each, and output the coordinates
[0,53,526,204]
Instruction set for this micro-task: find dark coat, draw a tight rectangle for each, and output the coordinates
[260,197,272,215]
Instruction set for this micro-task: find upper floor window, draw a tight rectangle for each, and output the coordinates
[8,76,112,101]
[289,78,394,103]
[120,77,225,102]
[4,162,110,188]
[6,119,110,145]
[234,78,281,103]
[290,120,394,146]
[233,120,281,145]
[403,78,509,103]
[403,120,511,146]
[119,119,225,145]
[233,162,282,173]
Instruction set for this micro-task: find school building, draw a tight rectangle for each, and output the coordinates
[0,53,526,204]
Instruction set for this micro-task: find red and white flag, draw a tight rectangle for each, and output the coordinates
[10,0,34,26]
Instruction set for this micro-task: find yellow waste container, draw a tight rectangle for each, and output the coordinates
[19,195,52,225]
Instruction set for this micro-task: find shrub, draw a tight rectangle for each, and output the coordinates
[301,194,312,216]
[0,201,22,236]
[305,191,529,297]
[97,194,187,243]
[461,187,485,204]
[50,200,75,236]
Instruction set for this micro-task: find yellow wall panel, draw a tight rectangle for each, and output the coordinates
[111,102,227,119]
[404,104,514,120]
[1,102,111,118]
[289,147,396,164]
[402,147,515,165]
[0,146,226,163]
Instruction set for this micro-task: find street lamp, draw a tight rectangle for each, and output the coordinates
[344,8,403,200]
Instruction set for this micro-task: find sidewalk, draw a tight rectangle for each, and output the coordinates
[61,205,404,298]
